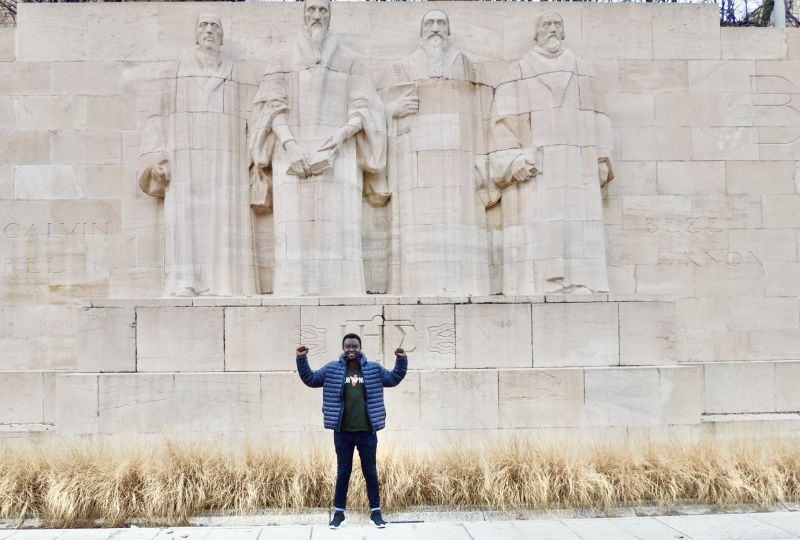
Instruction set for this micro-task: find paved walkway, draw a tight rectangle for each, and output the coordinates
[1,511,799,539]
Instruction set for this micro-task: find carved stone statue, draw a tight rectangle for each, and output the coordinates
[138,14,259,297]
[250,0,387,297]
[378,10,492,297]
[489,12,615,295]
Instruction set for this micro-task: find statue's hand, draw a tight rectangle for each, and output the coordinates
[387,96,419,119]
[318,128,349,158]
[599,160,612,188]
[510,156,536,183]
[151,160,171,186]
[285,140,311,178]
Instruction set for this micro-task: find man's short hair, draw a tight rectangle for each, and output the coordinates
[342,333,362,346]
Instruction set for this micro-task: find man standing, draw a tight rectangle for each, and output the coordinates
[138,14,259,297]
[378,10,492,297]
[296,334,407,529]
[250,0,387,297]
[489,12,615,295]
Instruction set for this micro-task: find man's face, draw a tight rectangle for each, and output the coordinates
[534,14,564,48]
[196,15,223,49]
[342,337,361,361]
[304,0,330,35]
[421,11,449,45]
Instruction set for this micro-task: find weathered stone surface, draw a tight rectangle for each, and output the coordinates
[420,370,498,430]
[55,374,98,435]
[704,361,775,414]
[299,305,384,364]
[532,303,618,368]
[77,307,135,372]
[384,304,455,370]
[174,374,260,433]
[498,369,585,428]
[585,367,660,427]
[261,372,322,431]
[137,307,224,372]
[225,307,301,372]
[455,304,531,369]
[0,372,45,424]
[652,5,720,60]
[775,361,800,412]
[657,161,725,195]
[721,28,787,60]
[619,302,676,366]
[0,28,13,61]
[99,373,174,434]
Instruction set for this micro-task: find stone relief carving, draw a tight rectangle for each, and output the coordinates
[138,14,260,297]
[249,0,388,297]
[136,5,616,299]
[378,10,494,297]
[489,12,615,295]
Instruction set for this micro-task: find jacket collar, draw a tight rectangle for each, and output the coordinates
[338,353,367,367]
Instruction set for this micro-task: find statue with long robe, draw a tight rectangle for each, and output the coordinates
[250,0,387,297]
[489,12,615,295]
[138,14,259,297]
[378,10,492,297]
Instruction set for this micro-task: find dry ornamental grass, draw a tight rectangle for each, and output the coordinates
[0,438,798,528]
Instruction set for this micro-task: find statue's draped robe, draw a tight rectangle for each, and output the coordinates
[378,47,491,297]
[250,32,386,297]
[138,51,258,297]
[490,47,614,295]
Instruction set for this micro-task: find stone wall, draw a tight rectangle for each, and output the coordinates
[1,2,799,442]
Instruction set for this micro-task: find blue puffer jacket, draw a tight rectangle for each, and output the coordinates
[296,353,407,432]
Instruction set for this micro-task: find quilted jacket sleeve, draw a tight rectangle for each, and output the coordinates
[296,355,326,388]
[379,355,408,387]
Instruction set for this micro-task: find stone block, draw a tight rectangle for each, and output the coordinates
[622,195,693,231]
[749,329,800,360]
[0,372,44,424]
[580,6,653,60]
[0,97,12,130]
[655,94,724,128]
[0,63,51,96]
[83,165,127,199]
[0,132,51,166]
[0,28,13,61]
[225,306,301,372]
[98,373,174,434]
[381,370,421,431]
[0,337,76,371]
[658,229,729,265]
[55,374,98,435]
[299,305,384,364]
[605,161,657,196]
[87,4,160,61]
[677,298,730,331]
[605,93,655,128]
[729,297,799,331]
[455,304,531,369]
[532,303,618,368]
[50,200,121,236]
[692,194,762,229]
[137,307,224,372]
[726,160,794,195]
[77,307,135,373]
[14,95,86,132]
[689,60,755,93]
[11,304,77,338]
[657,161,725,195]
[730,229,797,264]
[607,264,636,295]
[51,130,122,165]
[498,369,585,428]
[620,127,692,161]
[775,361,800,412]
[619,302,676,366]
[765,262,800,297]
[653,5,720,60]
[584,367,660,427]
[16,4,87,61]
[692,263,763,297]
[618,60,689,94]
[692,127,759,160]
[605,226,659,266]
[261,372,322,431]
[712,329,750,361]
[704,361,775,414]
[14,166,85,200]
[635,264,694,296]
[53,62,122,96]
[721,28,787,60]
[383,304,455,370]
[660,366,703,425]
[86,96,137,130]
[174,374,260,433]
[420,370,498,430]
[762,195,800,228]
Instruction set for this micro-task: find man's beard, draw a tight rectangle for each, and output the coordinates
[305,23,328,61]
[421,35,449,78]
[198,39,222,72]
[537,34,562,55]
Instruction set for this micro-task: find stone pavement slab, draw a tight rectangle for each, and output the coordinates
[1,511,800,540]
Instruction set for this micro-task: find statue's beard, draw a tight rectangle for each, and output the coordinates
[422,35,449,78]
[305,23,328,52]
[538,34,562,55]
[198,39,222,71]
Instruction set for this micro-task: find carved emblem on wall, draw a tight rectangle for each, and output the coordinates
[300,325,327,355]
[428,323,456,354]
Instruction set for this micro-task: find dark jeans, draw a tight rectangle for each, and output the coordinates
[333,431,380,511]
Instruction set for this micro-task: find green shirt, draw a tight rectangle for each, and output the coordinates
[341,365,371,432]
